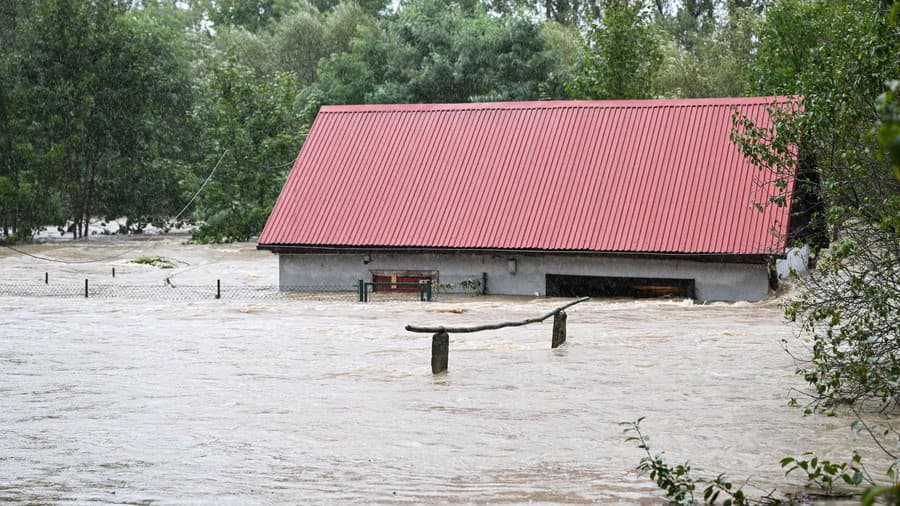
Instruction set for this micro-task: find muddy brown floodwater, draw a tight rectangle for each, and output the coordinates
[0,236,886,504]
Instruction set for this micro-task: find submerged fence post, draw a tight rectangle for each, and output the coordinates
[426,279,432,301]
[432,331,449,374]
[407,297,588,375]
[358,280,364,302]
[45,272,48,284]
[84,279,88,298]
[112,267,115,278]
[216,279,221,299]
[551,310,567,348]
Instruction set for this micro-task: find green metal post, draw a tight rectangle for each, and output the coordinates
[358,280,364,302]
[426,279,432,301]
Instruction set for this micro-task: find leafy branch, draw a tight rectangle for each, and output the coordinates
[622,418,770,506]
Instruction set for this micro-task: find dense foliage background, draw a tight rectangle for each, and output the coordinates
[3,0,892,244]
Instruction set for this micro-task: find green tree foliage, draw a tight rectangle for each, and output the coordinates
[271,8,328,84]
[272,1,376,85]
[480,0,600,26]
[0,0,56,240]
[315,0,565,104]
[566,0,663,99]
[210,26,280,78]
[311,0,388,16]
[541,0,600,25]
[736,0,900,423]
[654,5,758,98]
[207,1,375,85]
[6,0,195,238]
[5,0,892,254]
[95,6,196,232]
[749,0,828,96]
[626,418,897,504]
[878,79,900,180]
[540,20,584,90]
[202,0,307,31]
[190,59,307,243]
[650,0,715,51]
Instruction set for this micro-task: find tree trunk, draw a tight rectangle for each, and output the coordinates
[83,157,96,240]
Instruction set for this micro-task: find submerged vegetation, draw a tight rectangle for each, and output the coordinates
[624,418,899,505]
[129,255,177,269]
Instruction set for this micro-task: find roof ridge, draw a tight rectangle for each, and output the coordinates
[320,96,794,114]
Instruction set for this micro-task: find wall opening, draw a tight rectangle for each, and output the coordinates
[370,270,437,292]
[545,274,695,299]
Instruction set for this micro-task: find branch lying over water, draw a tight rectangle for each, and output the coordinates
[405,296,589,334]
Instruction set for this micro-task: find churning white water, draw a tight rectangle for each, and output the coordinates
[0,237,884,503]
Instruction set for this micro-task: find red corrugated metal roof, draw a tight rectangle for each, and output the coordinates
[259,97,796,255]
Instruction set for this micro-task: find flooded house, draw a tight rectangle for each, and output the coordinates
[257,98,797,302]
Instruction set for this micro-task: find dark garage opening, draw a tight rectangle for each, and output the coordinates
[546,274,695,299]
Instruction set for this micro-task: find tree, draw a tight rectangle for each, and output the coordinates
[0,0,57,240]
[650,0,715,52]
[203,0,307,31]
[95,5,197,232]
[653,5,759,98]
[879,79,900,181]
[541,0,601,25]
[310,0,388,16]
[749,0,828,96]
[271,7,328,85]
[270,1,376,85]
[17,0,196,237]
[315,0,564,104]
[735,0,900,424]
[22,0,133,238]
[206,1,375,86]
[566,0,663,99]
[190,58,307,242]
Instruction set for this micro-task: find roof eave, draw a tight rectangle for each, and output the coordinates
[256,243,783,263]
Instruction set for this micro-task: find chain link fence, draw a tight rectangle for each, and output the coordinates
[0,280,476,302]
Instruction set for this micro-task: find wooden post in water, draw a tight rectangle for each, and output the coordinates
[407,297,588,374]
[431,331,449,374]
[551,310,567,348]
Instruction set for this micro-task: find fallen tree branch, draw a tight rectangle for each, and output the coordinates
[405,296,589,334]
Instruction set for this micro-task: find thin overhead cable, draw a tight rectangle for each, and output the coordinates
[2,150,295,264]
[171,152,296,222]
[172,149,228,221]
[3,245,138,264]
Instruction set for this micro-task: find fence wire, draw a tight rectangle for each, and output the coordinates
[0,281,474,302]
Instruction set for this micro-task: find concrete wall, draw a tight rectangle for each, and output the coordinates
[278,251,770,302]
